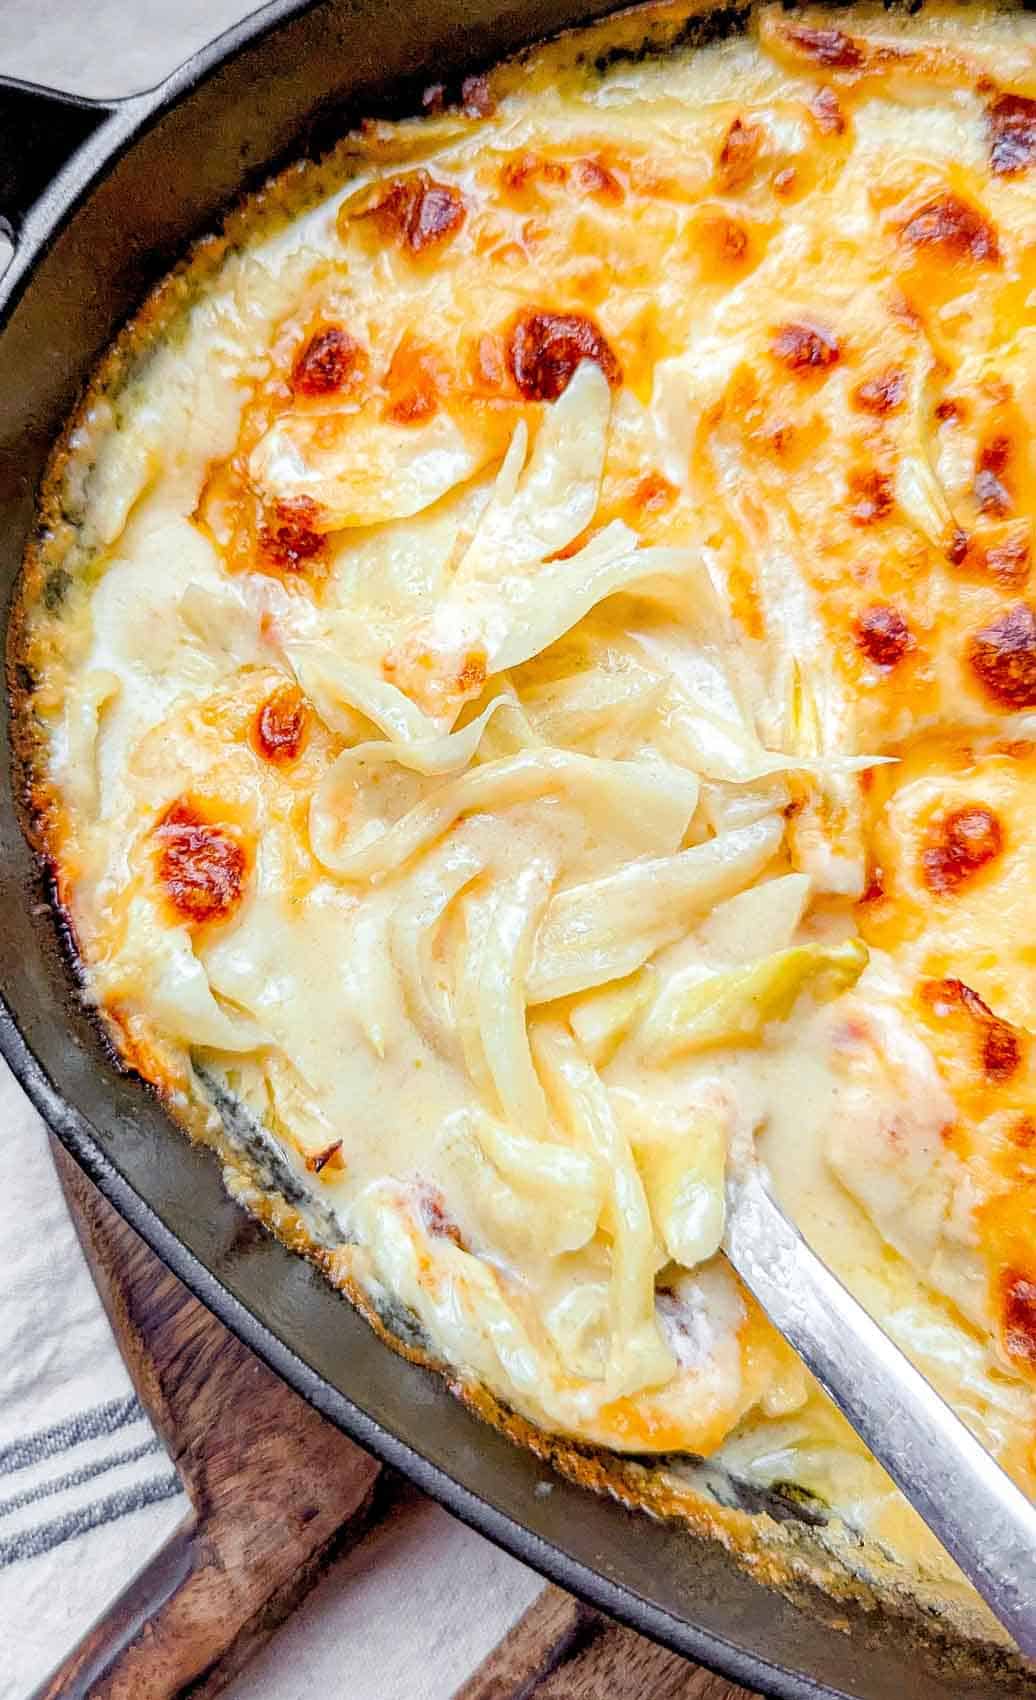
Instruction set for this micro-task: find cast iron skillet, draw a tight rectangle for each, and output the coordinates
[0,7,1027,1697]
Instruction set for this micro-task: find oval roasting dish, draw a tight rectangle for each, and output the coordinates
[0,5,1033,1696]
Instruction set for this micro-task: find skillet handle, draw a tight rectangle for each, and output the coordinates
[0,78,115,239]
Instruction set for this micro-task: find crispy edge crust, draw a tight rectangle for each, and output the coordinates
[3,0,1028,1673]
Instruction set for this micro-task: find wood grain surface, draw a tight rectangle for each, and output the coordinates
[39,1144,754,1700]
[456,1585,760,1700]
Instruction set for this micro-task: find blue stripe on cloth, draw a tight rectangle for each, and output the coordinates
[0,1395,142,1477]
[0,1436,163,1520]
[0,1472,183,1567]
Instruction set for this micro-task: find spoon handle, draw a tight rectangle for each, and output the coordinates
[723,1162,1036,1657]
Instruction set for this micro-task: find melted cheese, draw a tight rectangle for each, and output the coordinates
[16,0,1036,1615]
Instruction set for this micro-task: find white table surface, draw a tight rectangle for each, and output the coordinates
[0,4,543,1694]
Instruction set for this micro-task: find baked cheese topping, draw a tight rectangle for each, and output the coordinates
[15,0,1036,1609]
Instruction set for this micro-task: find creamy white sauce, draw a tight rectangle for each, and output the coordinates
[23,1,1036,1597]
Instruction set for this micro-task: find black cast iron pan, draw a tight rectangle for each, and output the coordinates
[0,6,1028,1696]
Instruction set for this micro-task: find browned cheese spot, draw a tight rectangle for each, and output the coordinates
[974,434,1013,516]
[455,652,488,696]
[381,639,487,719]
[364,171,466,254]
[968,603,1036,707]
[508,310,622,402]
[771,320,840,373]
[1011,1116,1036,1148]
[500,152,568,193]
[384,338,443,424]
[418,1185,465,1247]
[633,471,678,513]
[715,115,764,192]
[853,603,911,667]
[935,397,966,424]
[922,976,1022,1082]
[292,327,366,397]
[697,210,751,271]
[988,93,1036,177]
[780,24,863,68]
[254,682,311,765]
[810,86,846,135]
[852,368,905,415]
[1001,1270,1036,1367]
[985,531,1031,587]
[471,332,507,392]
[461,74,495,118]
[154,800,246,926]
[921,804,1004,893]
[983,1020,1023,1082]
[576,157,624,202]
[897,192,999,264]
[950,526,1031,586]
[306,1140,345,1176]
[259,497,327,575]
[720,213,760,275]
[848,467,894,526]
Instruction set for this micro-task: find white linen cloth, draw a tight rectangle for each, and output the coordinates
[0,8,544,1696]
[0,1066,188,1700]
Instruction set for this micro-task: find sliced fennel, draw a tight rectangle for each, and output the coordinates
[697,872,812,962]
[570,969,659,1068]
[633,1107,729,1269]
[639,938,868,1063]
[527,816,783,1004]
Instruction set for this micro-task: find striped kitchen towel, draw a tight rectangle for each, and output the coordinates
[0,1063,188,1700]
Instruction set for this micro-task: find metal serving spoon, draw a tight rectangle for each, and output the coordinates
[723,1160,1036,1658]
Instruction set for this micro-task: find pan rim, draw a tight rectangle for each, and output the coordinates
[0,6,992,1696]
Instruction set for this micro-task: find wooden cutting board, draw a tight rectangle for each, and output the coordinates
[41,1142,758,1700]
